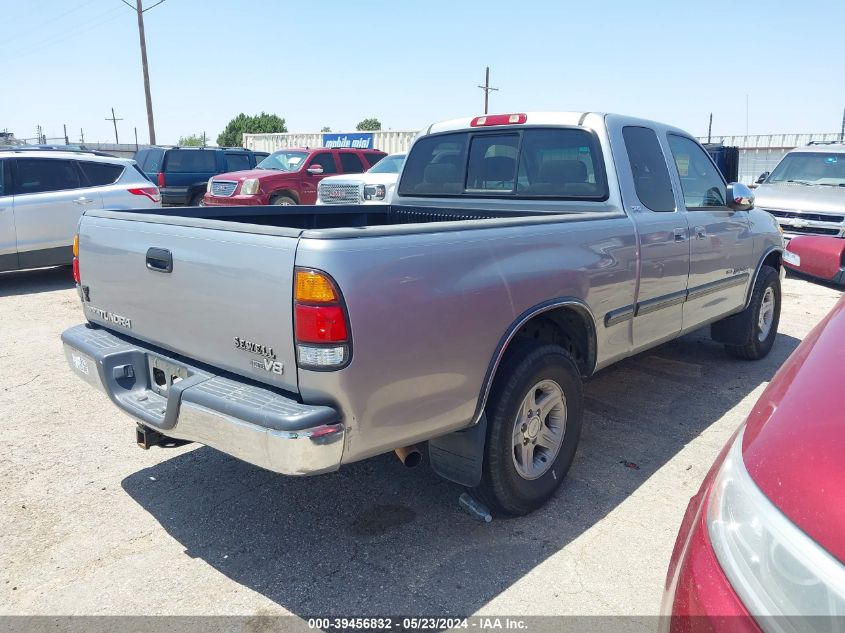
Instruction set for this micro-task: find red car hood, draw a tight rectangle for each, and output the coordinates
[214,168,297,182]
[742,293,845,563]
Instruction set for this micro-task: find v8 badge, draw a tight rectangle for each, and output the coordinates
[252,358,284,375]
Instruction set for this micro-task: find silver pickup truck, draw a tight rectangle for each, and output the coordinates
[62,112,784,516]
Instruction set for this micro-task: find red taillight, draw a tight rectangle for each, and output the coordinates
[72,257,80,284]
[294,268,350,368]
[294,304,348,343]
[470,113,527,127]
[128,186,162,203]
[156,172,166,187]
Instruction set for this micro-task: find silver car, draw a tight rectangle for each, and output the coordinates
[754,142,845,238]
[0,149,161,272]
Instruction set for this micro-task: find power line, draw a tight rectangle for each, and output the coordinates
[0,0,99,47]
[2,6,127,62]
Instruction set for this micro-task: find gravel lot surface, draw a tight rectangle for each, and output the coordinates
[1,266,841,621]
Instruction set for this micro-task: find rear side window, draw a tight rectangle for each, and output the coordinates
[225,153,251,172]
[339,152,364,173]
[364,153,385,167]
[79,161,124,186]
[399,128,607,199]
[309,152,338,174]
[164,150,217,173]
[622,126,676,212]
[138,148,164,172]
[15,158,80,194]
[399,133,467,195]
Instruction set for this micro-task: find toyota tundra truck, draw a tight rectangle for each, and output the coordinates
[62,112,784,516]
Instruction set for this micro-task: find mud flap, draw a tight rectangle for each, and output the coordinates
[428,414,488,487]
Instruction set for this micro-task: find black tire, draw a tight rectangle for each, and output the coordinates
[475,342,583,516]
[713,265,781,360]
[271,195,296,206]
[189,192,204,207]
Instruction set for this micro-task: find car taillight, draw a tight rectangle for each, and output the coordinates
[156,172,165,187]
[72,234,80,284]
[470,113,527,127]
[128,187,162,203]
[294,268,350,369]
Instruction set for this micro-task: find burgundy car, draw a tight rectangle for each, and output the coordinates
[662,293,845,631]
[203,147,385,207]
[783,235,845,286]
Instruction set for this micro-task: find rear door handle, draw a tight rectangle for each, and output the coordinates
[73,197,94,205]
[694,226,707,240]
[146,247,173,273]
[673,227,688,242]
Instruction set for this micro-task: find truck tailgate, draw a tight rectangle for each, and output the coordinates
[77,213,301,393]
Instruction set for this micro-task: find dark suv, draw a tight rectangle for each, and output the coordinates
[134,147,269,206]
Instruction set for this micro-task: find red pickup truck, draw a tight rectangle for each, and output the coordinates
[203,147,386,206]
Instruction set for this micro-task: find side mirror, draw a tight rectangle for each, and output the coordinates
[306,165,324,176]
[756,171,770,184]
[727,182,755,211]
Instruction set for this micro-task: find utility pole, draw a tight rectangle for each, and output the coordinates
[120,0,165,144]
[477,66,498,115]
[106,108,123,144]
[840,107,844,142]
[134,127,139,150]
[63,124,69,145]
[79,128,85,144]
[707,113,713,144]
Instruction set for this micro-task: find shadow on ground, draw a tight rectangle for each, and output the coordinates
[122,329,800,615]
[0,266,75,297]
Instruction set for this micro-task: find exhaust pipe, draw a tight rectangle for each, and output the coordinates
[395,444,422,468]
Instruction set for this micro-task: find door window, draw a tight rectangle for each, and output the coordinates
[79,162,124,186]
[622,126,676,212]
[224,153,251,172]
[364,152,385,168]
[309,153,338,174]
[668,135,726,208]
[339,152,364,173]
[0,160,7,196]
[15,159,81,194]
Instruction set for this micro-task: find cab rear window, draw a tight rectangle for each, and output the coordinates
[398,128,608,200]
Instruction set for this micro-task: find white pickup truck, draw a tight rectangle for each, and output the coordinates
[317,153,406,205]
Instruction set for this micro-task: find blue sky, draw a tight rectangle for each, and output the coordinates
[2,0,843,145]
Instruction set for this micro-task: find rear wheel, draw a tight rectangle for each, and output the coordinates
[271,195,296,206]
[189,192,204,207]
[475,341,583,516]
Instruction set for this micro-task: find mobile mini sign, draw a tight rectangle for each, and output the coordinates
[322,132,374,149]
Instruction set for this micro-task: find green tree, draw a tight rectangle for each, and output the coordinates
[216,112,287,147]
[356,118,382,131]
[320,126,332,133]
[177,134,204,147]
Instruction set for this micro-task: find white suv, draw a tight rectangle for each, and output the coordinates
[317,153,406,205]
[0,149,161,272]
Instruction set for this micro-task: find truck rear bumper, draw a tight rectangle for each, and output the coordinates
[61,324,345,476]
